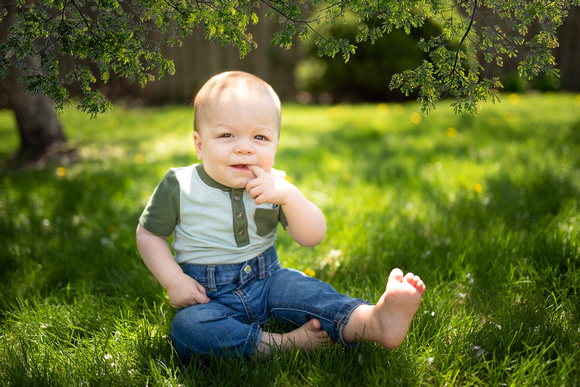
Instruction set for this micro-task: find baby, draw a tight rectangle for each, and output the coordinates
[136,71,426,359]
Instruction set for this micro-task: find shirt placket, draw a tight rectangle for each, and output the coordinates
[231,188,250,247]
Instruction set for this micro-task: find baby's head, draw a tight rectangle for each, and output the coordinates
[193,71,282,137]
[192,71,282,188]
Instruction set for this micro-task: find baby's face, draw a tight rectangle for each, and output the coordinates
[194,91,280,189]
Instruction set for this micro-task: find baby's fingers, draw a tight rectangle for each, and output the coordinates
[193,282,210,304]
[246,178,264,200]
[247,164,266,177]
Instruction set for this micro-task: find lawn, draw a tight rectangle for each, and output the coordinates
[0,93,579,385]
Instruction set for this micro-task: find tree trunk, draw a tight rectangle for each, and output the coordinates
[0,0,67,164]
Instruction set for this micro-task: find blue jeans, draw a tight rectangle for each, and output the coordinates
[170,245,370,359]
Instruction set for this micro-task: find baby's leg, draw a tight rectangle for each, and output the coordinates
[171,301,263,359]
[342,268,425,348]
[264,267,370,351]
[255,319,330,358]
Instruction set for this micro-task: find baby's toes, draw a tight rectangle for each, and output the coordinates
[408,276,426,293]
[402,272,416,283]
[306,318,322,332]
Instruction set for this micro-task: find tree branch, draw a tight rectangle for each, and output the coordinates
[441,0,478,98]
[161,0,187,16]
[259,0,328,42]
[475,6,514,47]
[69,0,100,44]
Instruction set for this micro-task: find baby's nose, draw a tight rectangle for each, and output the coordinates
[234,139,254,154]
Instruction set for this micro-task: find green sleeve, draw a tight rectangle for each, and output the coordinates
[279,207,288,229]
[139,169,180,237]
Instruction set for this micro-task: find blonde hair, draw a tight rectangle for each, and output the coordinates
[193,71,282,134]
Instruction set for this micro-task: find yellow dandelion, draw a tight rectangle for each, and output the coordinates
[575,95,580,107]
[447,127,458,138]
[329,106,343,117]
[410,112,422,124]
[304,268,316,277]
[474,183,483,194]
[342,172,352,182]
[377,103,389,114]
[508,94,520,105]
[56,166,67,177]
[134,153,145,164]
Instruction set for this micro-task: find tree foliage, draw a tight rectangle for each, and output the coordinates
[1,0,578,116]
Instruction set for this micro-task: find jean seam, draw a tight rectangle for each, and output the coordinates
[234,288,256,322]
[243,323,262,358]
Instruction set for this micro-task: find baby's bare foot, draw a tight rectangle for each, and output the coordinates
[342,268,425,349]
[255,319,329,358]
[283,318,330,351]
[373,268,425,348]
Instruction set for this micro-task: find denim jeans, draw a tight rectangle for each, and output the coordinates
[170,245,370,359]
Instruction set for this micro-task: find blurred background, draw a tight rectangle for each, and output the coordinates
[2,6,578,109]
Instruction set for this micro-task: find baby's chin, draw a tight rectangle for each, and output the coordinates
[230,177,255,189]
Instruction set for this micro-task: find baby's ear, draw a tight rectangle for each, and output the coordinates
[193,131,203,160]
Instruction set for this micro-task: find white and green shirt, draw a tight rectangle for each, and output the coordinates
[139,164,287,265]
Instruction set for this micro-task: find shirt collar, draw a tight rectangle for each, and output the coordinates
[196,164,235,192]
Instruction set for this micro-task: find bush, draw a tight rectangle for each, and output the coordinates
[295,16,442,103]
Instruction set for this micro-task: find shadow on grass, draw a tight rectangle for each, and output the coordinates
[0,159,163,303]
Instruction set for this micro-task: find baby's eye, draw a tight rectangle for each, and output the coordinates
[219,133,233,138]
[254,135,268,141]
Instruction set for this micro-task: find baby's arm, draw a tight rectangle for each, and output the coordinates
[136,223,210,308]
[246,165,326,247]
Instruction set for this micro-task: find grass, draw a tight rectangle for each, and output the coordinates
[0,93,579,385]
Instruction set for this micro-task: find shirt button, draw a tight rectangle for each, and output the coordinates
[244,265,252,274]
[237,228,245,236]
[234,194,241,202]
[236,211,244,219]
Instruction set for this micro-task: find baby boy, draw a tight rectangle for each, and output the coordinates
[136,71,426,359]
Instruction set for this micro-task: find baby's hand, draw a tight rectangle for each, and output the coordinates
[166,272,210,308]
[246,165,296,205]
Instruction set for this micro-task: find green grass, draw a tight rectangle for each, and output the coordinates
[1,93,579,385]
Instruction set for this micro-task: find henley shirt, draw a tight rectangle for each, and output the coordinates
[139,164,287,265]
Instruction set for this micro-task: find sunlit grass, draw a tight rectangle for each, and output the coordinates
[0,93,579,385]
